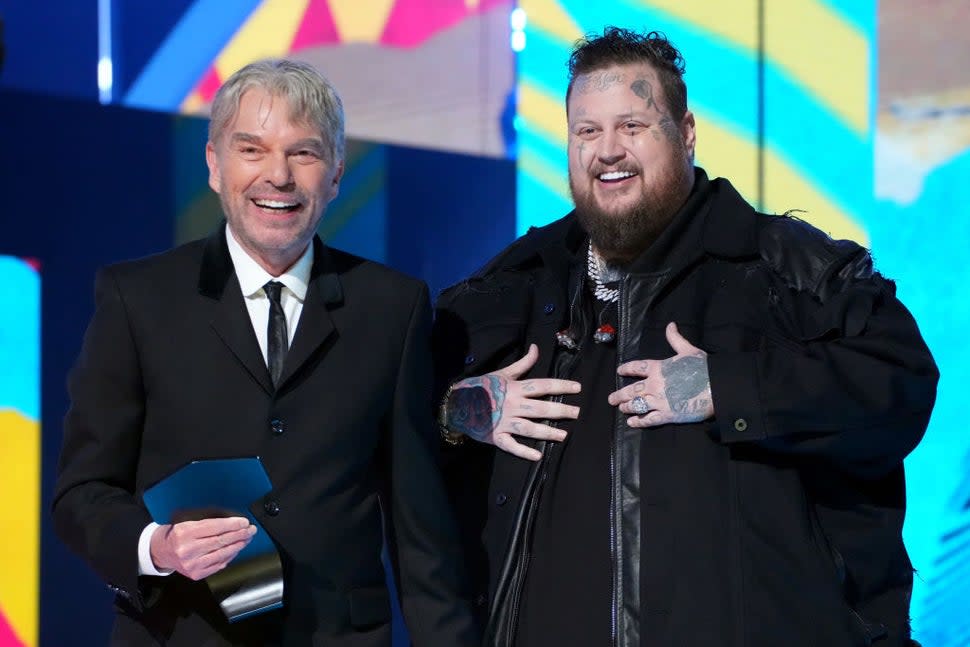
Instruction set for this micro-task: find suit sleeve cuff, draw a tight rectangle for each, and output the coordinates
[138,522,174,577]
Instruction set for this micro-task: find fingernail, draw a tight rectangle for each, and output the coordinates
[558,432,568,441]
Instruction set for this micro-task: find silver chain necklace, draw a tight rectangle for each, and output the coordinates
[587,242,624,303]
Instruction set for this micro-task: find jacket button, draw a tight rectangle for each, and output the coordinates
[495,492,508,506]
[263,499,280,516]
[270,418,284,435]
[464,354,476,365]
[733,418,748,432]
[543,302,555,314]
[476,593,487,607]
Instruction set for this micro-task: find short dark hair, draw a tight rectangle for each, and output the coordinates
[566,27,687,121]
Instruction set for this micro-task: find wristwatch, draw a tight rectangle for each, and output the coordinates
[437,383,465,446]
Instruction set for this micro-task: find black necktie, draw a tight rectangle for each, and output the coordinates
[263,281,288,387]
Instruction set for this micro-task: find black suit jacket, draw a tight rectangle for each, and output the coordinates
[52,226,478,646]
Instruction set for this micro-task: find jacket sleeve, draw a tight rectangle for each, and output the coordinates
[707,247,939,479]
[50,267,157,609]
[382,282,481,646]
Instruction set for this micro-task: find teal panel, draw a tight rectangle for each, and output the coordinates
[0,256,40,420]
[517,169,572,236]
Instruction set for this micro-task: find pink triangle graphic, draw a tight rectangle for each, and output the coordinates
[381,0,507,48]
[291,0,340,51]
[0,608,26,647]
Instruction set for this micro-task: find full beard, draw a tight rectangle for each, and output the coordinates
[571,164,693,266]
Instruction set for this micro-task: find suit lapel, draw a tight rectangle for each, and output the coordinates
[198,229,343,393]
[199,224,275,394]
[277,238,341,389]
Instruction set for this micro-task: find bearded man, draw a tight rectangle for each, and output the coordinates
[433,27,938,647]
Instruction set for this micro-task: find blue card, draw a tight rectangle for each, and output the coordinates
[142,457,284,621]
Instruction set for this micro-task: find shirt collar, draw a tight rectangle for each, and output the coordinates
[225,225,312,300]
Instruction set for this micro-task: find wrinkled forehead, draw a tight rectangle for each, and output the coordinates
[211,91,322,151]
[231,89,319,133]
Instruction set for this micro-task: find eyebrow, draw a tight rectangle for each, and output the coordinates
[229,132,262,146]
[289,138,325,151]
[228,133,325,151]
[569,111,644,127]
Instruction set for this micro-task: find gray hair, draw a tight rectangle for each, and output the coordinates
[208,58,345,162]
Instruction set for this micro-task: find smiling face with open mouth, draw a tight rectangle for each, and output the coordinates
[567,62,696,264]
[206,87,344,275]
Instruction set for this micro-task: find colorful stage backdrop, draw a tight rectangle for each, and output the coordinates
[0,258,40,647]
[122,0,516,158]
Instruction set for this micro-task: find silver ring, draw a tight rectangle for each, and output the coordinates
[630,396,649,415]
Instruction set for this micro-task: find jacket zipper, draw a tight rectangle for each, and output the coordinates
[610,280,627,646]
[610,430,618,646]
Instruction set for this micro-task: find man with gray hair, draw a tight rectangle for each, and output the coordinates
[53,58,480,646]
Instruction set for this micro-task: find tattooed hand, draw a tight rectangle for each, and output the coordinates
[607,322,714,427]
[445,344,581,461]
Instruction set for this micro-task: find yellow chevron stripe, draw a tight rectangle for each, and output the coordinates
[180,90,206,115]
[763,147,868,244]
[329,0,396,42]
[764,0,869,135]
[518,76,865,245]
[519,81,566,144]
[214,0,311,81]
[697,113,868,243]
[549,0,867,135]
[0,410,39,647]
[522,0,584,45]
[692,114,759,206]
[634,0,759,50]
[519,145,570,203]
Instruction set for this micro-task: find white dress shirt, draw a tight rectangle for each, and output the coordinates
[137,226,313,576]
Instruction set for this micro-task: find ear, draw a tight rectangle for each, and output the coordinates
[327,158,345,202]
[681,110,697,160]
[205,141,222,193]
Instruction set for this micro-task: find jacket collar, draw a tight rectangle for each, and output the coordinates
[197,222,343,393]
[198,222,343,306]
[701,176,760,259]
[476,167,761,279]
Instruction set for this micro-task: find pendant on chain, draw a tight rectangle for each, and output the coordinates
[593,323,616,344]
[556,328,579,350]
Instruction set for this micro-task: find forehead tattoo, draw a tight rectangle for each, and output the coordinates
[630,78,658,111]
[575,70,627,95]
